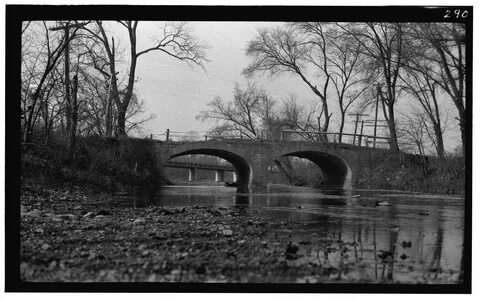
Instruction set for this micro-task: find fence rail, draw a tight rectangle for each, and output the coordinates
[280,130,391,149]
[149,129,391,149]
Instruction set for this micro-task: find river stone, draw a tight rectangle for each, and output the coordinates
[41,243,51,250]
[23,209,41,218]
[50,215,63,223]
[133,218,146,225]
[51,216,63,222]
[147,274,156,282]
[83,212,95,219]
[60,214,76,220]
[222,229,233,236]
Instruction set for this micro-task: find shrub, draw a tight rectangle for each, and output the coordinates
[21,136,165,192]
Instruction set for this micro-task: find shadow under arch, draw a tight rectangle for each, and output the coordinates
[280,151,352,189]
[169,148,252,193]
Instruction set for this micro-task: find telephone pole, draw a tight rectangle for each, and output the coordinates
[358,120,364,146]
[348,113,368,145]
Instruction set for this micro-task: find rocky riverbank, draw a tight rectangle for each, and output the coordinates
[20,183,461,284]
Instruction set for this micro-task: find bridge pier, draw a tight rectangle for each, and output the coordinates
[215,170,225,182]
[188,167,197,182]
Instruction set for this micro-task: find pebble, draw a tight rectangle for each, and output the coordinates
[133,218,146,225]
[222,229,233,236]
[147,274,156,282]
[51,216,63,222]
[23,209,42,218]
[48,260,57,270]
[41,243,51,250]
[60,214,76,220]
[82,212,95,219]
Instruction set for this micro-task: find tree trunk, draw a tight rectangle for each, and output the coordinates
[433,122,446,158]
[338,113,345,143]
[105,97,113,137]
[69,75,78,160]
[386,104,399,151]
[105,83,113,137]
[457,106,466,157]
[43,98,49,145]
[116,105,127,136]
[23,93,41,144]
[64,28,71,143]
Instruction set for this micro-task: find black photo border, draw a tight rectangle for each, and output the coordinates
[5,4,473,293]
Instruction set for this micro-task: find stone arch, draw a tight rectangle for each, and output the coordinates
[169,148,252,193]
[280,151,352,189]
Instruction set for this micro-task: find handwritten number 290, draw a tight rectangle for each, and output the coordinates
[444,9,468,19]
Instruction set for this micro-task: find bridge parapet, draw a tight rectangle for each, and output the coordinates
[149,128,391,150]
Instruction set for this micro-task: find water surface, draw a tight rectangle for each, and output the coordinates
[113,184,464,283]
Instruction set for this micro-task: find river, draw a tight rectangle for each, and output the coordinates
[113,184,464,283]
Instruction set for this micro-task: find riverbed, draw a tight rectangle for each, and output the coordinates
[20,183,464,283]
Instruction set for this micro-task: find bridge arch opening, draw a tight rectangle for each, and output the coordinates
[169,149,252,193]
[280,151,352,189]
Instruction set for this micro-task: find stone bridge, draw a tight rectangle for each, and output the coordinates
[151,139,397,193]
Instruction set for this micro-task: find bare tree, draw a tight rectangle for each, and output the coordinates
[197,83,277,139]
[398,109,428,156]
[124,94,156,135]
[414,23,466,156]
[21,21,84,143]
[325,28,372,143]
[337,22,405,151]
[279,94,320,142]
[243,25,332,138]
[76,74,155,137]
[84,21,208,136]
[400,63,446,158]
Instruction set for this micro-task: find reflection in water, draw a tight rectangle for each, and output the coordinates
[235,194,252,207]
[114,184,464,283]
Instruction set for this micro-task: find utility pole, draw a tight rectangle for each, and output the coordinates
[348,113,368,145]
[358,120,364,146]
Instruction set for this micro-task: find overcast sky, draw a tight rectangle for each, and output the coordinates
[104,21,461,152]
[130,22,310,134]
